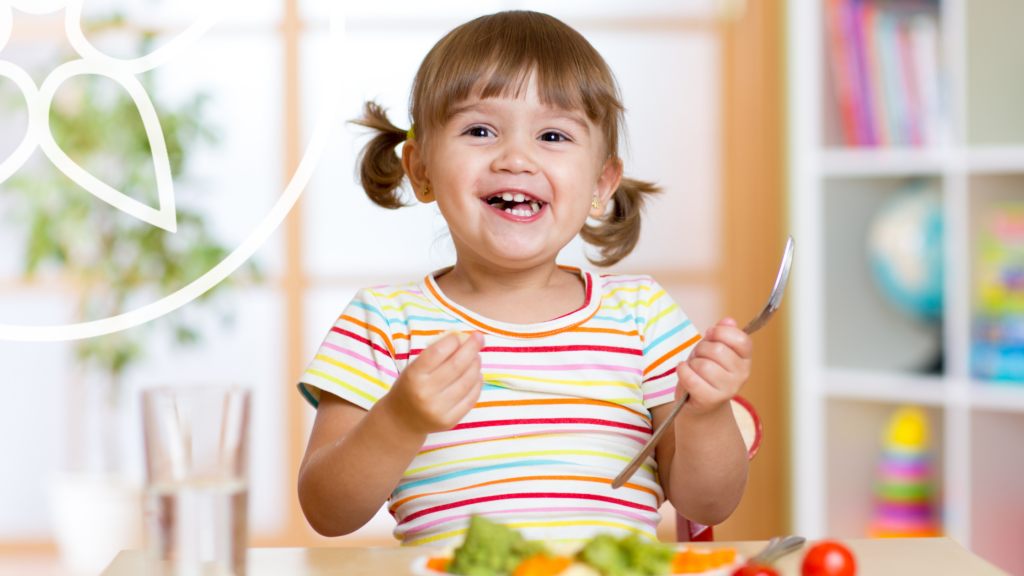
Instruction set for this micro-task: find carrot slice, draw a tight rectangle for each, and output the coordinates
[671,547,738,573]
[426,557,451,572]
[711,549,737,565]
[512,553,572,576]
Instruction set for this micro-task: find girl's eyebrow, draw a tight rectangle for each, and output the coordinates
[448,100,492,119]
[543,109,591,135]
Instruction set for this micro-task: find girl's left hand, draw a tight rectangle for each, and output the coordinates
[674,317,753,416]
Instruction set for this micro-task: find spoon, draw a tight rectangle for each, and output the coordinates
[610,236,794,489]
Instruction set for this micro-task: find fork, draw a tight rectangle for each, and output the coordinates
[610,236,794,489]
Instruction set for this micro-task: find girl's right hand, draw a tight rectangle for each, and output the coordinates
[379,331,485,435]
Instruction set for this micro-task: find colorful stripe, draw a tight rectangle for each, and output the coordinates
[398,492,658,525]
[645,387,676,400]
[402,507,659,536]
[481,344,643,356]
[643,319,692,354]
[322,342,398,379]
[390,475,659,513]
[645,304,678,332]
[482,363,642,375]
[644,334,701,376]
[419,430,650,454]
[473,398,652,420]
[593,314,644,324]
[338,315,395,357]
[313,354,391,391]
[306,369,379,404]
[404,449,651,477]
[330,326,393,359]
[483,373,640,389]
[451,418,650,434]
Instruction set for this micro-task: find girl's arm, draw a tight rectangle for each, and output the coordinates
[652,318,752,527]
[297,332,485,536]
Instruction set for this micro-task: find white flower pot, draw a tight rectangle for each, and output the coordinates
[50,474,143,575]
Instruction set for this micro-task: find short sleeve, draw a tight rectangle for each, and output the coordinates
[297,289,400,410]
[639,280,702,410]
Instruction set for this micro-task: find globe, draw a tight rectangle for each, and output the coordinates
[866,183,944,322]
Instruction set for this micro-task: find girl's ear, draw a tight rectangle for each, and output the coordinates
[401,138,435,203]
[590,157,624,218]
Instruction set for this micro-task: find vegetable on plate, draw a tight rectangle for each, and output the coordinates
[412,516,742,576]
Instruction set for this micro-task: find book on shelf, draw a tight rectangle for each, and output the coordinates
[973,203,1024,383]
[825,0,945,148]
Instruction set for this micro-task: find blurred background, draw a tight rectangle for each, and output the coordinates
[0,0,1021,575]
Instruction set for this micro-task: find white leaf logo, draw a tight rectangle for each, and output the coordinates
[39,60,179,231]
[0,0,345,341]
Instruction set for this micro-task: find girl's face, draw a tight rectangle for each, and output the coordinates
[405,75,622,273]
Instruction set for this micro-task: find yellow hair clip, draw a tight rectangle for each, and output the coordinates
[406,124,416,141]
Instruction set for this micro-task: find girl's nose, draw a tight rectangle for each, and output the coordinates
[490,133,538,175]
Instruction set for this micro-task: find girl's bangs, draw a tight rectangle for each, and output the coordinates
[412,11,623,154]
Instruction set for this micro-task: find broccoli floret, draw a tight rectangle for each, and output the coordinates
[447,516,545,576]
[577,533,674,576]
[577,535,631,576]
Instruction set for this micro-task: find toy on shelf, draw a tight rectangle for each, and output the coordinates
[869,406,941,538]
[972,202,1024,382]
[866,180,944,324]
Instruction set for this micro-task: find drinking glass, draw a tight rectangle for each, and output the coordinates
[142,386,250,576]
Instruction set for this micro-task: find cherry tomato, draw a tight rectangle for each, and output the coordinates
[801,541,856,576]
[732,564,780,576]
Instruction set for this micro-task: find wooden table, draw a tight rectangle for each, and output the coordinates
[100,538,1007,576]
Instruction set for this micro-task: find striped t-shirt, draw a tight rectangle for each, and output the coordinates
[298,267,702,546]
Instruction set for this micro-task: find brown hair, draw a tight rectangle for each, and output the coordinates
[352,10,660,266]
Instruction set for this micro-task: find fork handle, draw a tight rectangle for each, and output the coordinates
[611,318,766,489]
[610,392,689,489]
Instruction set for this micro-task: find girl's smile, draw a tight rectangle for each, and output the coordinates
[483,190,546,220]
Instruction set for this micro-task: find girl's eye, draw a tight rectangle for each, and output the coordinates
[540,131,569,143]
[466,126,494,138]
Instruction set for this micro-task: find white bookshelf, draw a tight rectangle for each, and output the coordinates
[788,1,1024,573]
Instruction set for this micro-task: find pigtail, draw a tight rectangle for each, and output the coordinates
[580,178,661,267]
[350,101,410,209]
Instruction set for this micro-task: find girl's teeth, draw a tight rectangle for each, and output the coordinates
[502,192,514,201]
[513,193,525,202]
[530,202,540,213]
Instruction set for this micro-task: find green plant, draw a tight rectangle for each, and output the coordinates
[1,32,258,472]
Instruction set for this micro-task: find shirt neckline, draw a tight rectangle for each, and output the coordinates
[421,265,603,339]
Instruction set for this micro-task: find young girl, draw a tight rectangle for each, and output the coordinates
[296,10,752,547]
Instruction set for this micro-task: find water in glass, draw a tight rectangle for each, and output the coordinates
[143,387,250,576]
